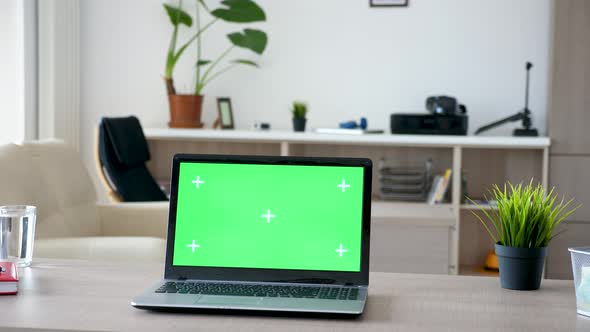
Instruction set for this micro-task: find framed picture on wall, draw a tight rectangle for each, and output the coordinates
[216,97,235,129]
[370,0,408,7]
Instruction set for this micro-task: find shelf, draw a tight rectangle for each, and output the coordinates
[371,200,455,227]
[144,127,550,277]
[461,203,498,211]
[144,128,551,149]
[459,265,499,277]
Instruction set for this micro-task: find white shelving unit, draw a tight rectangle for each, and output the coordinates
[144,128,550,275]
[460,203,498,211]
[144,128,550,149]
[371,201,454,226]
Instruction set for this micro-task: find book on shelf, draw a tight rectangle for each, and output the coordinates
[0,262,18,295]
[427,169,452,204]
[427,175,442,204]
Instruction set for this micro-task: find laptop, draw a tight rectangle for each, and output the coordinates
[132,154,372,315]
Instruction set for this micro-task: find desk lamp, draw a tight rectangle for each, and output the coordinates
[475,62,539,136]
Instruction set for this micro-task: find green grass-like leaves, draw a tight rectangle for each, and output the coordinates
[291,101,308,118]
[468,181,580,248]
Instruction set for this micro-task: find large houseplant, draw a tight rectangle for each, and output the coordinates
[470,181,579,290]
[163,0,268,128]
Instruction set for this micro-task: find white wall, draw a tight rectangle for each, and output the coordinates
[0,0,25,143]
[80,0,553,197]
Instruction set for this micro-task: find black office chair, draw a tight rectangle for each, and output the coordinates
[97,116,168,202]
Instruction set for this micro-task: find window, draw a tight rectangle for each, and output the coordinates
[0,0,37,143]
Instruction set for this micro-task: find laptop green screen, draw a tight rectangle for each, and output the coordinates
[172,162,364,272]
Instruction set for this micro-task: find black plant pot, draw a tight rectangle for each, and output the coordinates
[293,118,307,132]
[495,243,547,290]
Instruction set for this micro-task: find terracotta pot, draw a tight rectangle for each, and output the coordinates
[168,94,204,128]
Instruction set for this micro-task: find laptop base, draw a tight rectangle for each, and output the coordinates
[132,281,367,315]
[131,305,364,318]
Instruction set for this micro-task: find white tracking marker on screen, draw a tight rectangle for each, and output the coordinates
[338,179,350,192]
[335,244,348,257]
[262,210,276,223]
[192,176,205,189]
[187,240,201,252]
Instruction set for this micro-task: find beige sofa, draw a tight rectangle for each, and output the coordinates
[0,140,169,262]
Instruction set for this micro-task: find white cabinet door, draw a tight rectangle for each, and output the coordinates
[370,220,450,274]
[547,222,590,280]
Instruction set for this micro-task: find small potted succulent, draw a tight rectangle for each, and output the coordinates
[291,101,308,132]
[469,181,579,290]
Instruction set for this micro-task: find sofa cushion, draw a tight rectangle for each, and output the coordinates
[21,141,101,238]
[35,237,166,263]
[0,143,38,206]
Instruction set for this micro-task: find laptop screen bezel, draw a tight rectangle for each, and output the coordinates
[164,154,372,286]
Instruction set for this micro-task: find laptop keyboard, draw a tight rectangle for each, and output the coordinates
[156,281,359,300]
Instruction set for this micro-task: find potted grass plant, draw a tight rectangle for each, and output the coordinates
[469,181,579,290]
[291,101,308,132]
[163,0,268,128]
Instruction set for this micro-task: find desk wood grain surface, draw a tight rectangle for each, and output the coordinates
[0,259,587,331]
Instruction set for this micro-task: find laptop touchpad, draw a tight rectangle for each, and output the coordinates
[196,296,263,305]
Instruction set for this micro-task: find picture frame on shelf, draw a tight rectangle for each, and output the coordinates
[370,0,408,7]
[216,98,235,129]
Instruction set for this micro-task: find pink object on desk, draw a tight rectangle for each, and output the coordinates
[0,262,18,295]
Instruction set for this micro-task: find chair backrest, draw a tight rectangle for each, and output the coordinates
[0,140,101,238]
[97,116,168,202]
[94,127,123,202]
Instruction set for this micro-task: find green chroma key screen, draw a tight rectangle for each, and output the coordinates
[172,162,364,272]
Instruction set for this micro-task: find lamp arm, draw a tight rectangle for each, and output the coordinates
[474,112,524,135]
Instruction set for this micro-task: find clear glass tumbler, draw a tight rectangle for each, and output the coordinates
[569,247,590,317]
[0,205,36,267]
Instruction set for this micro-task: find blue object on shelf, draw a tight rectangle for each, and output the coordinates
[339,117,368,130]
[339,121,357,129]
[359,117,367,130]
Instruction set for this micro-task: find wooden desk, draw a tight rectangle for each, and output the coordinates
[0,259,586,331]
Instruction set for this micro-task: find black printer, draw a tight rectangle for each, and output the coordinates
[391,96,468,135]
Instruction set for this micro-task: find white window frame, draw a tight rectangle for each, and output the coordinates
[38,0,80,149]
[23,0,38,140]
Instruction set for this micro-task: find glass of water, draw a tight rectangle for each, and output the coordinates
[0,205,36,267]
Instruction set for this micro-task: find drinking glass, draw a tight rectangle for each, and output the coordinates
[0,205,37,267]
[569,247,590,317]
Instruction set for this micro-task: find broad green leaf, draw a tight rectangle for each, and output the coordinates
[196,59,212,66]
[232,59,258,67]
[227,29,267,54]
[164,4,193,27]
[211,0,266,23]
